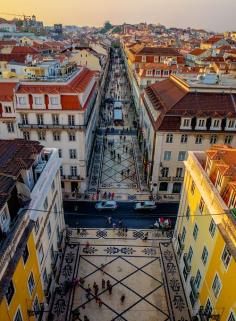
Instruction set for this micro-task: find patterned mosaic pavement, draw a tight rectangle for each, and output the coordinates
[51,229,191,321]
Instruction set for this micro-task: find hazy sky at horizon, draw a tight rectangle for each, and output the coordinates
[1,0,236,31]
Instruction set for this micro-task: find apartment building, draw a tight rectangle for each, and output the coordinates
[140,74,236,202]
[173,145,236,321]
[0,67,99,194]
[121,41,183,114]
[0,139,64,320]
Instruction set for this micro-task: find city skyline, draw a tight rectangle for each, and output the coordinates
[1,0,236,31]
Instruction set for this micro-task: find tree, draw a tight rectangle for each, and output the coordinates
[100,20,113,34]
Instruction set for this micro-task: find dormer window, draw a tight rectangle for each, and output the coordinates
[226,119,236,131]
[155,70,161,76]
[18,96,26,106]
[229,192,236,209]
[163,70,169,76]
[196,118,207,130]
[181,117,192,129]
[35,96,43,105]
[50,97,59,105]
[210,118,221,130]
[142,56,146,62]
[215,172,223,191]
[146,69,152,76]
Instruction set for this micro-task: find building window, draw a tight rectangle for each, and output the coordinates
[195,135,203,144]
[43,197,48,210]
[198,119,205,128]
[159,182,168,191]
[38,244,44,264]
[53,131,61,141]
[191,181,195,195]
[183,118,191,127]
[54,203,58,218]
[176,167,183,178]
[142,55,146,62]
[60,166,63,176]
[5,280,15,305]
[199,197,205,214]
[34,96,42,105]
[209,219,216,237]
[166,133,173,143]
[178,151,186,161]
[187,246,193,263]
[28,272,35,295]
[181,226,186,243]
[38,131,46,141]
[172,182,182,193]
[180,134,188,143]
[154,56,159,63]
[22,244,29,264]
[204,299,213,317]
[193,223,199,240]
[21,113,28,125]
[14,309,23,321]
[33,296,40,316]
[51,180,55,192]
[225,135,233,144]
[227,119,235,129]
[4,106,12,113]
[18,96,26,105]
[68,132,76,141]
[58,149,62,158]
[35,218,40,235]
[212,273,221,298]
[23,131,30,140]
[36,114,44,125]
[213,119,220,128]
[164,151,171,161]
[43,269,48,287]
[7,122,14,133]
[52,114,59,125]
[195,270,202,289]
[50,96,59,105]
[210,134,217,144]
[70,166,77,176]
[186,206,190,220]
[69,149,77,159]
[68,115,75,126]
[47,221,51,239]
[221,246,231,268]
[161,167,169,178]
[201,246,208,265]
[228,312,236,321]
[50,244,55,263]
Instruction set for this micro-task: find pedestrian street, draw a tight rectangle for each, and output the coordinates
[51,228,191,321]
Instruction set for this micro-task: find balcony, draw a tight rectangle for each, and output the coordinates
[183,253,191,273]
[190,276,199,300]
[172,176,184,182]
[159,176,171,182]
[18,123,85,131]
[68,175,84,181]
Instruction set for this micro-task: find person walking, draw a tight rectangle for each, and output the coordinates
[113,222,116,231]
[125,146,128,153]
[106,280,111,290]
[102,278,106,289]
[84,316,89,321]
[125,227,128,237]
[120,295,125,304]
[86,286,91,300]
[97,298,103,307]
[108,216,112,224]
[108,284,112,295]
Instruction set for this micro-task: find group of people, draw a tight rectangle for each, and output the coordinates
[71,261,126,321]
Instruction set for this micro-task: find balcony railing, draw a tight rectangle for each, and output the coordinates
[183,253,191,273]
[172,176,184,182]
[18,123,85,130]
[159,176,172,181]
[177,234,185,251]
[190,276,199,300]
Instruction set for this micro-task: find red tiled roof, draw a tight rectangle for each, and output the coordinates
[189,48,207,56]
[143,78,236,131]
[0,82,18,102]
[11,46,39,54]
[0,53,27,63]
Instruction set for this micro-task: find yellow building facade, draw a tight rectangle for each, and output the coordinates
[0,222,44,321]
[174,145,236,321]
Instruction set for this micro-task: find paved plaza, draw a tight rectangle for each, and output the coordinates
[51,229,191,321]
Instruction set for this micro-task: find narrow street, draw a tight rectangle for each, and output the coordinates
[88,48,149,200]
[64,47,179,228]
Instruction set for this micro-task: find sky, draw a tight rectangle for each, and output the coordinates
[1,0,236,31]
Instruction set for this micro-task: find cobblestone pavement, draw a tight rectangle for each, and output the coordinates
[51,229,191,321]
